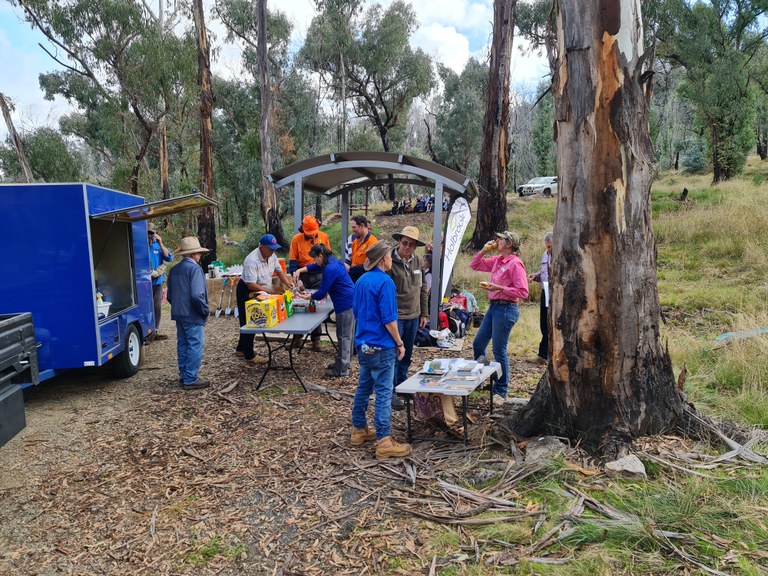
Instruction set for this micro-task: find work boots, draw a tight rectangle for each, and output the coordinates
[375,436,412,460]
[350,425,377,445]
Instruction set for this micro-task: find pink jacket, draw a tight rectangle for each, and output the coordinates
[470,251,529,302]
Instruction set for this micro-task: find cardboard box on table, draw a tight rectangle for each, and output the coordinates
[273,294,287,322]
[245,298,278,328]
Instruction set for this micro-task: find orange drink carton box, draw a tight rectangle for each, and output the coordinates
[245,298,278,328]
[273,294,287,322]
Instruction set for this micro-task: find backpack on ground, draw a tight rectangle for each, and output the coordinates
[415,326,437,347]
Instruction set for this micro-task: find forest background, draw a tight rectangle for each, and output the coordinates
[1,0,762,238]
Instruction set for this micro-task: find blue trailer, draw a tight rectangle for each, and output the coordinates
[0,183,215,446]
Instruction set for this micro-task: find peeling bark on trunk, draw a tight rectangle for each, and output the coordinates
[193,0,217,265]
[257,0,287,248]
[508,0,684,457]
[470,0,516,249]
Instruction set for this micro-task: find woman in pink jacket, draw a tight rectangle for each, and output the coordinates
[471,231,529,401]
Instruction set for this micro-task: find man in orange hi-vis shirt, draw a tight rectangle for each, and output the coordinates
[345,215,377,283]
[288,214,330,351]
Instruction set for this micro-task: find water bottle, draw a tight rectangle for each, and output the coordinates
[309,298,316,313]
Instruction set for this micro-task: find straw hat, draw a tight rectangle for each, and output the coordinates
[392,225,425,247]
[363,240,391,271]
[175,236,210,256]
[301,215,319,235]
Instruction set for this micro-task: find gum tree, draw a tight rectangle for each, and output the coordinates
[508,0,687,457]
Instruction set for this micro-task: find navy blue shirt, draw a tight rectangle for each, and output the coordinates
[352,267,398,349]
[306,256,354,313]
[167,258,209,325]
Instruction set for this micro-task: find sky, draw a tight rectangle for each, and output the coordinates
[0,0,548,141]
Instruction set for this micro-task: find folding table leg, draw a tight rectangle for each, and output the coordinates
[462,396,469,445]
[255,334,273,390]
[323,320,338,352]
[287,337,309,392]
[405,394,413,442]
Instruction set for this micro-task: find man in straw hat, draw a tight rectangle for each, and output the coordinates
[167,236,210,390]
[350,240,412,459]
[387,226,429,410]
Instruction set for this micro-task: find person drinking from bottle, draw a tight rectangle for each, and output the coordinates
[471,231,529,405]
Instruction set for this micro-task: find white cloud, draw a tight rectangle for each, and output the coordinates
[377,0,492,36]
[412,24,470,73]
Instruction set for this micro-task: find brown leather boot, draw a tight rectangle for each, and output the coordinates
[350,425,377,446]
[375,436,412,459]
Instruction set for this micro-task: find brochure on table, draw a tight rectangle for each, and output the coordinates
[397,358,501,396]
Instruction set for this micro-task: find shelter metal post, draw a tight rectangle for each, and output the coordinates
[429,180,444,330]
[293,177,303,234]
[340,190,350,259]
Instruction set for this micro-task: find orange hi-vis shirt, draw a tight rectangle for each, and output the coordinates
[347,232,377,267]
[289,231,330,268]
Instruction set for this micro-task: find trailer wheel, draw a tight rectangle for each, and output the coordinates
[113,324,143,378]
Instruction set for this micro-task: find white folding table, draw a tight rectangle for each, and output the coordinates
[395,361,502,445]
[239,299,336,391]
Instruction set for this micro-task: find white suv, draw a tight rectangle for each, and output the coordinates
[518,176,558,197]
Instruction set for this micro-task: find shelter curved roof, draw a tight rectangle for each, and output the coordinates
[269,151,477,200]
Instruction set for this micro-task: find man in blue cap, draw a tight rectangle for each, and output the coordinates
[235,234,294,363]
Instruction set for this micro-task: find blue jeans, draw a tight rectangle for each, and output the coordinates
[352,346,396,439]
[394,317,419,389]
[176,321,205,385]
[472,302,519,396]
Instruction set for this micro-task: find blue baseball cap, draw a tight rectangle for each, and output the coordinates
[259,233,281,250]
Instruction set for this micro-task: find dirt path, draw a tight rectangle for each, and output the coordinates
[0,253,543,576]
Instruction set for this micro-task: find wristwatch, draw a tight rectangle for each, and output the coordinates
[396,342,404,347]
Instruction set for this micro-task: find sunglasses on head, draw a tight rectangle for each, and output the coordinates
[148,231,155,235]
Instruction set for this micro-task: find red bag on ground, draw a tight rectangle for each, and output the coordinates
[448,295,468,310]
[438,311,449,330]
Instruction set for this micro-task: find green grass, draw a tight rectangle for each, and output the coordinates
[185,534,247,566]
[419,463,768,575]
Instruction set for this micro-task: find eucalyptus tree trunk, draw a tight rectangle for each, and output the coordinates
[339,52,347,151]
[257,0,287,248]
[470,0,516,248]
[159,118,170,199]
[158,1,170,200]
[0,92,33,183]
[509,0,684,457]
[192,0,217,263]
